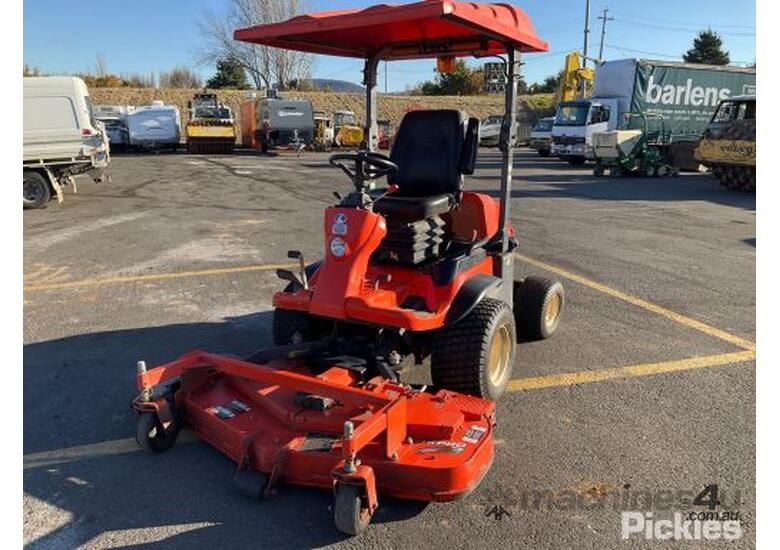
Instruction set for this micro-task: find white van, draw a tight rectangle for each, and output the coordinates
[23,76,110,209]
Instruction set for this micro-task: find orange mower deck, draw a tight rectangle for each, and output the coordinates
[133,349,495,530]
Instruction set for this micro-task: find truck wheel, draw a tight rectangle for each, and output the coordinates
[643,164,657,178]
[23,172,51,210]
[431,298,516,401]
[334,483,372,536]
[593,164,605,177]
[568,156,587,166]
[609,165,623,178]
[514,277,564,341]
[537,148,550,158]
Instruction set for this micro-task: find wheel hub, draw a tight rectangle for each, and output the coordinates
[487,324,511,385]
[544,293,562,328]
[23,180,43,203]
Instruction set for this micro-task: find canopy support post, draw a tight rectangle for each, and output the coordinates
[496,48,520,298]
[363,56,380,153]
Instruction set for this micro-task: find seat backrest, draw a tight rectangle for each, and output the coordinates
[389,110,477,197]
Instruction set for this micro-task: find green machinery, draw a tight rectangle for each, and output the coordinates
[592,112,679,178]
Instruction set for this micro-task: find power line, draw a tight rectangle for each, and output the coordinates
[610,10,755,30]
[604,43,753,65]
[613,18,756,37]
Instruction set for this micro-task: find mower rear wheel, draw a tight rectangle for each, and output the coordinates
[135,412,180,453]
[514,277,565,341]
[334,483,372,536]
[431,298,516,401]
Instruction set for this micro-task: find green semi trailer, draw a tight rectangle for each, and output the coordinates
[551,59,756,167]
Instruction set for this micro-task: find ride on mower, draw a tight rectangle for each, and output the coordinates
[592,112,679,178]
[131,0,563,536]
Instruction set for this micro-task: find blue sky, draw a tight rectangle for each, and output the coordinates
[23,0,755,92]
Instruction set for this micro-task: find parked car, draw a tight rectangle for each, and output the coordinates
[529,117,554,157]
[127,101,181,151]
[23,76,110,209]
[479,114,502,147]
[94,104,133,151]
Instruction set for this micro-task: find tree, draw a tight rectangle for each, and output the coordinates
[197,0,313,90]
[160,67,203,89]
[95,52,108,77]
[206,57,249,89]
[527,73,561,95]
[419,59,484,96]
[23,64,42,77]
[684,30,730,65]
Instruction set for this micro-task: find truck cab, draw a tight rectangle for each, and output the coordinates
[551,99,619,165]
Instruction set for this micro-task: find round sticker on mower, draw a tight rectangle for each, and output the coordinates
[416,441,467,454]
[332,213,348,236]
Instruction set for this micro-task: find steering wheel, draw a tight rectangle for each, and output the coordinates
[329,151,398,185]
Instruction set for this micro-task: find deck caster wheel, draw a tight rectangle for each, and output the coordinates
[514,277,565,341]
[135,411,180,453]
[334,484,372,536]
[233,470,269,499]
[431,298,516,401]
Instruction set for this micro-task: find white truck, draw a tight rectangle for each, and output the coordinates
[24,77,110,209]
[551,59,756,166]
[528,117,555,157]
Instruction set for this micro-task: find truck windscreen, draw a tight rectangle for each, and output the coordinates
[555,105,589,126]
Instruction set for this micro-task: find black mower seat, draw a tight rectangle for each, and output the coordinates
[373,193,455,221]
[374,110,479,264]
[373,110,479,222]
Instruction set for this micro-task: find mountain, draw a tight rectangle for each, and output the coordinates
[311,78,364,93]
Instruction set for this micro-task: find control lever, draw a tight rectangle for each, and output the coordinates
[277,269,304,289]
[287,250,308,289]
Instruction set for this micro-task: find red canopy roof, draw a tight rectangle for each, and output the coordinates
[233,1,548,60]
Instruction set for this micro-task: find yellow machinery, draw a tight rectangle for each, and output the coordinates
[695,95,756,191]
[313,111,335,151]
[333,110,364,148]
[556,52,594,102]
[186,93,236,154]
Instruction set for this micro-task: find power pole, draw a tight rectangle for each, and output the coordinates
[597,8,614,61]
[581,0,591,95]
[582,0,591,68]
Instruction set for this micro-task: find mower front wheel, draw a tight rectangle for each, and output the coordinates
[334,483,372,536]
[514,277,565,341]
[431,298,516,401]
[135,412,180,453]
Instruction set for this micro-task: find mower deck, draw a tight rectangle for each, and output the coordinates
[133,349,495,530]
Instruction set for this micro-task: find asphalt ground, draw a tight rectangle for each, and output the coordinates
[23,148,756,549]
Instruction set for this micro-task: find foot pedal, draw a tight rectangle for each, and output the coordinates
[233,470,268,499]
[295,392,335,411]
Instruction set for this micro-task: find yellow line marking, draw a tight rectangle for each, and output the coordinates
[515,253,756,351]
[23,263,296,293]
[25,353,754,470]
[24,432,197,470]
[507,350,755,392]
